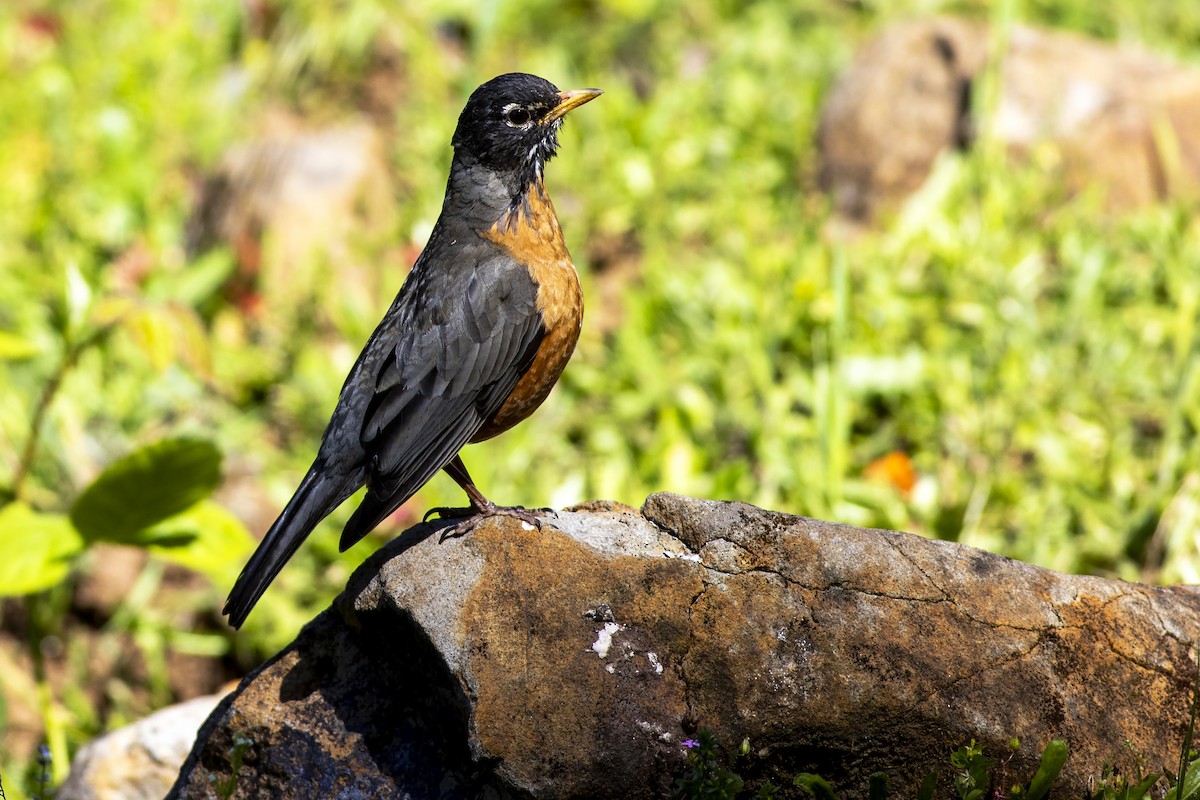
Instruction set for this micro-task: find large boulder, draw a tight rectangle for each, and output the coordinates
[169,494,1198,799]
[818,18,1200,221]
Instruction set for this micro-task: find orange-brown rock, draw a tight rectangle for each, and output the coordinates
[819,18,1200,221]
[168,494,1199,799]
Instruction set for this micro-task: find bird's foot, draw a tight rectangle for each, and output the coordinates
[425,503,556,541]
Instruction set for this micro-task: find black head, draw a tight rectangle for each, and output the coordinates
[451,73,601,185]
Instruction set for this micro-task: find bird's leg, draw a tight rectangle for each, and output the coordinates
[424,456,551,538]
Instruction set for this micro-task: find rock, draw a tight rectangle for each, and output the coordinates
[818,18,1200,221]
[58,693,223,800]
[818,18,980,223]
[169,495,1199,799]
[186,111,392,315]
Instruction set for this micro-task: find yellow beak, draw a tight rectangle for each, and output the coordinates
[544,88,603,124]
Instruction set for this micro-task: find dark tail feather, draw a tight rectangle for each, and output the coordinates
[338,458,446,551]
[339,491,400,552]
[338,449,461,552]
[224,466,345,628]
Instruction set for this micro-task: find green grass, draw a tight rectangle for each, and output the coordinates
[1,0,1199,793]
[674,730,1193,800]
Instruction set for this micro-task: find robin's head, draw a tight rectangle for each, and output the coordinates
[452,73,601,185]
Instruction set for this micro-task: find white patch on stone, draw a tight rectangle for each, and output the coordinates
[591,621,623,659]
[520,521,536,532]
[636,719,671,741]
[605,663,615,674]
[647,652,664,674]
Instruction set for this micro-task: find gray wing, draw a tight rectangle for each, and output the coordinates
[224,238,545,628]
[338,251,545,549]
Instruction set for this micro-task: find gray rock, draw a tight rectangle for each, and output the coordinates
[58,694,222,800]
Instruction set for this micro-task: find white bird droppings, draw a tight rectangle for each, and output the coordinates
[592,621,623,658]
[647,652,664,674]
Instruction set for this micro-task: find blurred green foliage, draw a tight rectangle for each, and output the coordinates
[2,0,1200,792]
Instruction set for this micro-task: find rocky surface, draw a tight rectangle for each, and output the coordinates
[169,494,1199,799]
[819,18,1200,222]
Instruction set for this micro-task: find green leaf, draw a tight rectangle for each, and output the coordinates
[916,771,937,800]
[868,772,888,800]
[1168,758,1200,800]
[70,437,223,545]
[172,249,235,306]
[0,330,40,360]
[64,259,93,337]
[0,503,84,596]
[1128,773,1161,800]
[1177,664,1200,800]
[124,307,176,373]
[1025,739,1068,800]
[146,500,254,583]
[793,773,840,800]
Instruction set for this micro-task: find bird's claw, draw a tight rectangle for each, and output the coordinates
[423,505,472,523]
[427,504,552,541]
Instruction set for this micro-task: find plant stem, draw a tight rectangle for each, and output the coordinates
[11,324,115,502]
[29,590,71,787]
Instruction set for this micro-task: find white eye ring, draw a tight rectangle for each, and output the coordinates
[503,103,533,128]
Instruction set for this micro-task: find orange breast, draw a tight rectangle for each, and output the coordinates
[471,181,583,442]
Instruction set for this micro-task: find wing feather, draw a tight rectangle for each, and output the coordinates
[338,252,545,549]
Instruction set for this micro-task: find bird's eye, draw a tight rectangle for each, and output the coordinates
[503,105,532,127]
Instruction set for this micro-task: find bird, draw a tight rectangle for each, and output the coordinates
[223,73,601,629]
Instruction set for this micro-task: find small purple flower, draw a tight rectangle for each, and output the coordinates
[681,739,699,749]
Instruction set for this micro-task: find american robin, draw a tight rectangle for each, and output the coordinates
[224,73,601,628]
